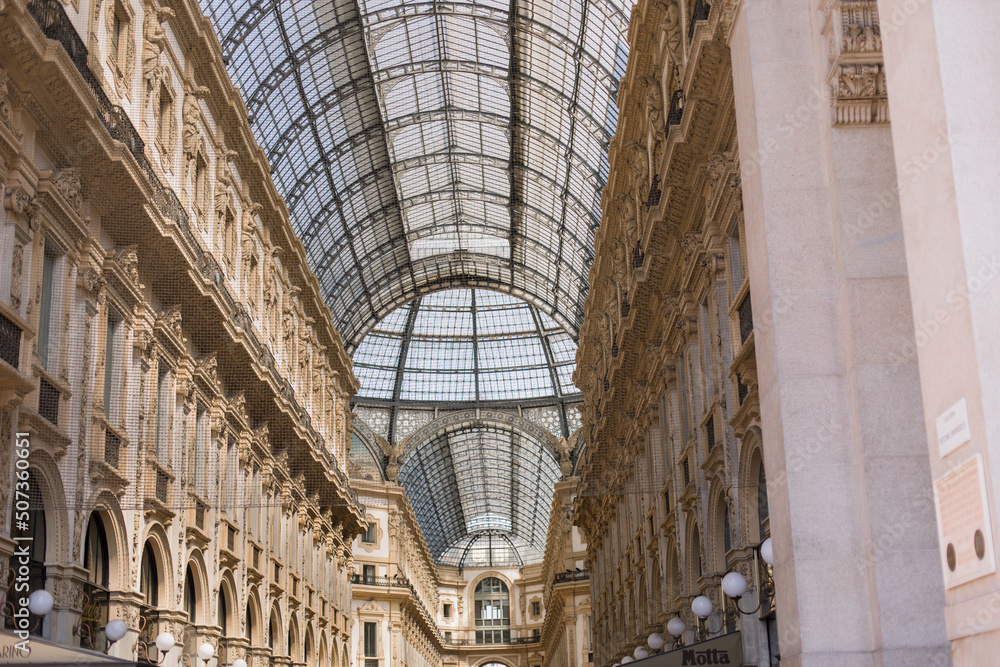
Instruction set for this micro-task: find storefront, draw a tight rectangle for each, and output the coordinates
[629,632,743,666]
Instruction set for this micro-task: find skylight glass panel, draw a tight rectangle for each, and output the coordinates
[352,333,403,367]
[354,366,396,399]
[203,0,626,391]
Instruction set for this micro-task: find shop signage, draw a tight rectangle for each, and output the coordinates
[628,631,743,666]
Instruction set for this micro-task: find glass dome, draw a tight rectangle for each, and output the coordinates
[439,531,541,568]
[352,288,579,404]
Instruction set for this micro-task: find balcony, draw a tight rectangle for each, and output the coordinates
[687,0,712,43]
[104,428,121,468]
[553,569,590,584]
[737,292,753,345]
[0,307,33,405]
[38,375,60,425]
[0,310,22,370]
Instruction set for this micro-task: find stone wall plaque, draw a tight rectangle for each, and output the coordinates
[936,397,971,457]
[933,453,996,588]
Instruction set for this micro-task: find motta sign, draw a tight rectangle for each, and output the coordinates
[624,632,743,666]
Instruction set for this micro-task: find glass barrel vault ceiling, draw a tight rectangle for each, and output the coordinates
[397,423,561,565]
[199,0,631,351]
[352,288,579,404]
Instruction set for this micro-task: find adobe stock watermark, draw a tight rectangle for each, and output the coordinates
[881,0,933,36]
[844,129,950,241]
[887,253,1000,367]
[741,86,828,182]
[6,432,35,659]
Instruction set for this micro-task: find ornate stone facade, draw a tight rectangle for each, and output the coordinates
[575,0,956,666]
[0,1,363,664]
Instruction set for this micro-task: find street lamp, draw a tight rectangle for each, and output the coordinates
[720,537,776,616]
[691,595,714,641]
[104,618,128,653]
[27,590,53,616]
[647,632,665,653]
[666,617,686,648]
[196,642,215,665]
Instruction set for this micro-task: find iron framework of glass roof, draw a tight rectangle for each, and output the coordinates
[351,288,579,438]
[396,422,560,564]
[199,0,631,350]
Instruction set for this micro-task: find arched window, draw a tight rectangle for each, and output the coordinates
[757,460,770,541]
[82,512,111,649]
[11,471,46,579]
[218,587,228,635]
[691,524,703,579]
[9,471,46,636]
[245,601,253,642]
[713,498,732,572]
[184,565,197,622]
[85,513,110,587]
[474,577,510,644]
[140,541,159,607]
[304,631,314,667]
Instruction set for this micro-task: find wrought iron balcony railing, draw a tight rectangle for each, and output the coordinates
[553,569,591,584]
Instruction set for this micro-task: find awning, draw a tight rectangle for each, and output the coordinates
[629,631,743,666]
[0,631,137,665]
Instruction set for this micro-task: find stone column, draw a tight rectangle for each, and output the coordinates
[876,1,1000,664]
[727,0,949,664]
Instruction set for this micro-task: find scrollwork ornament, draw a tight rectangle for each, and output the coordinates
[0,68,20,135]
[10,241,23,310]
[53,168,84,213]
[113,244,140,284]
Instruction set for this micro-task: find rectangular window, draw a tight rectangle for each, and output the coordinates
[104,307,122,422]
[251,466,260,537]
[363,564,375,584]
[194,404,207,492]
[443,603,451,618]
[194,156,208,211]
[37,247,58,370]
[532,601,541,616]
[361,522,376,544]
[225,437,237,509]
[157,85,171,145]
[677,352,689,443]
[155,364,171,460]
[110,10,122,64]
[728,221,744,300]
[699,302,714,400]
[363,621,377,657]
